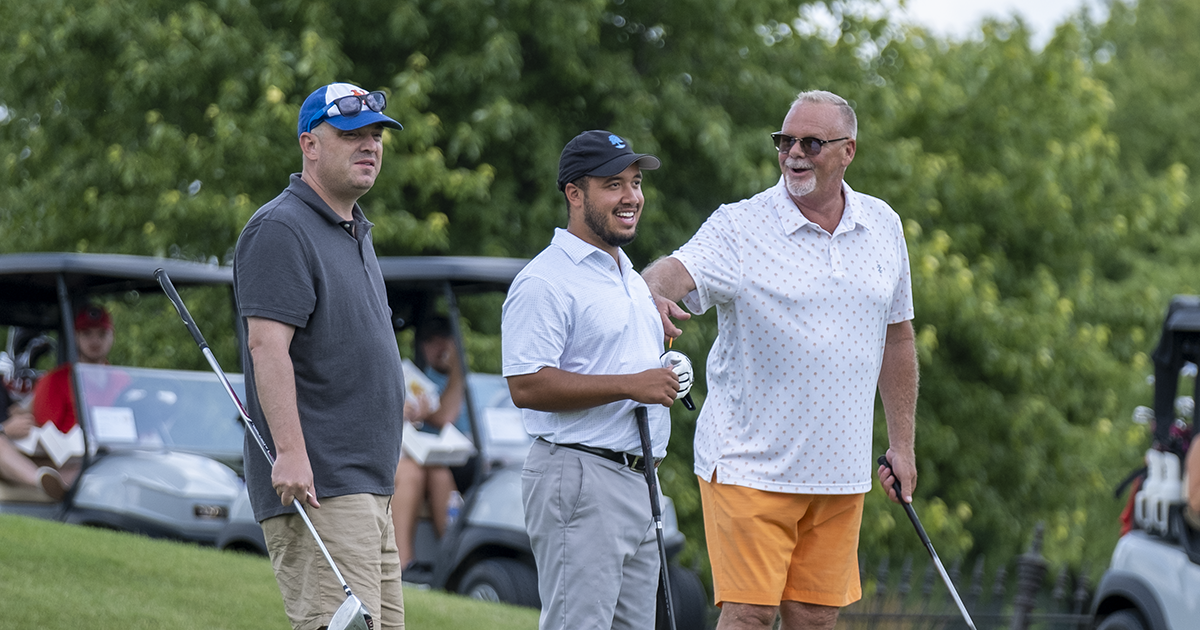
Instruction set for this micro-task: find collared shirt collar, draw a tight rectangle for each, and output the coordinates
[550,227,633,273]
[286,173,373,233]
[772,178,873,236]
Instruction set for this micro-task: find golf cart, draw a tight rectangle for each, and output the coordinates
[0,252,265,553]
[1091,296,1200,630]
[377,256,709,629]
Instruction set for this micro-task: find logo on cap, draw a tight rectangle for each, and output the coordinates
[609,135,626,149]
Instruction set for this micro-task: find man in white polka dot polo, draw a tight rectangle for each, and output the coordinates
[643,90,919,630]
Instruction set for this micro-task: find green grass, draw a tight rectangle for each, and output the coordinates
[0,514,538,629]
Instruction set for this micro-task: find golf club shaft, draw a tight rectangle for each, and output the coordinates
[878,455,977,630]
[155,268,356,595]
[636,406,677,630]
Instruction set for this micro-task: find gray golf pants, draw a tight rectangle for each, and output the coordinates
[522,438,660,630]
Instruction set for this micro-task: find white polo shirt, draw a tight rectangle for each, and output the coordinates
[674,179,914,494]
[501,228,670,456]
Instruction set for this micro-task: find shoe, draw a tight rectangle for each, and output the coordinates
[37,467,67,500]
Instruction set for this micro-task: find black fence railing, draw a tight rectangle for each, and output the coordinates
[839,525,1094,630]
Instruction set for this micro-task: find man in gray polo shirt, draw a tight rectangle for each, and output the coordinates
[502,130,692,629]
[234,82,407,630]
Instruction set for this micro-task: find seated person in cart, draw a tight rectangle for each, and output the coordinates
[392,317,469,570]
[0,305,124,499]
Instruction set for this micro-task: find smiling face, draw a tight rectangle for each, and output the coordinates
[566,163,645,257]
[778,102,856,206]
[300,121,386,214]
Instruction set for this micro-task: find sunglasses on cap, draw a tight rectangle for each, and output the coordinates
[304,91,389,133]
[771,133,851,156]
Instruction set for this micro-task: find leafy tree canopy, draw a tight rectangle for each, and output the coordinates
[3,0,1198,576]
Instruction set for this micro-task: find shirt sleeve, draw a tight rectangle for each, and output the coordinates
[501,274,570,377]
[887,212,915,324]
[673,206,742,315]
[234,218,316,329]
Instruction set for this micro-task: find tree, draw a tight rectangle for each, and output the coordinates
[3,0,1197,577]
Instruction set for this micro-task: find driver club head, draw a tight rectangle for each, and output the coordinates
[328,594,374,630]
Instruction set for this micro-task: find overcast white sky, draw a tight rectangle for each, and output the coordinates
[894,0,1108,45]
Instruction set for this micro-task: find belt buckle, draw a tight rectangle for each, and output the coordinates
[629,455,646,473]
[628,455,660,473]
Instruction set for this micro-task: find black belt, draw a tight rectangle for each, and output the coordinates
[538,438,662,473]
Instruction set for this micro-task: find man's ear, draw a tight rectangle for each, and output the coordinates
[564,181,584,204]
[298,130,320,161]
[563,180,586,224]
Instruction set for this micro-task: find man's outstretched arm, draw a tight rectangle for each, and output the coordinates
[642,256,696,339]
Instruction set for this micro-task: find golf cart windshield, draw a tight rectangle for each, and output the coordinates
[76,363,246,470]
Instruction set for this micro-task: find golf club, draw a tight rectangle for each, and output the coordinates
[635,406,677,630]
[155,268,374,630]
[878,454,977,630]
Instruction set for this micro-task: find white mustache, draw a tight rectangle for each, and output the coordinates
[785,158,814,170]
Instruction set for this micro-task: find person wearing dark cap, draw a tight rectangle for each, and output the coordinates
[233,82,407,629]
[501,130,692,629]
[0,304,120,499]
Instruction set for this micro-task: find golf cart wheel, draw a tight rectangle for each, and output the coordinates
[656,563,710,630]
[1097,609,1148,630]
[458,558,540,608]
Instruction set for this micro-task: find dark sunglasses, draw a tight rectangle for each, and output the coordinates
[305,91,388,133]
[771,133,851,156]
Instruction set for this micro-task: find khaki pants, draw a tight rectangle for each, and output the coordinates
[262,494,404,630]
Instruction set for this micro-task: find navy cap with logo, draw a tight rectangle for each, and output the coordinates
[557,130,661,191]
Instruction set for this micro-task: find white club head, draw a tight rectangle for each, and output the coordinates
[328,594,373,630]
[661,350,694,399]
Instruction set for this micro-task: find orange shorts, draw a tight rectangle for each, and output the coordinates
[698,475,864,608]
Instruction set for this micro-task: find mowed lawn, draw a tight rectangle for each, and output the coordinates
[0,513,538,629]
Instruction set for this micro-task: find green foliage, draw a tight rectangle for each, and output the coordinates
[4,0,1199,578]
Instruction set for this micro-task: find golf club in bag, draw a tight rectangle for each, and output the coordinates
[155,269,374,630]
[877,455,977,630]
[635,406,677,630]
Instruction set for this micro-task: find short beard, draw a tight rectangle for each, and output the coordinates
[582,191,637,248]
[784,159,816,199]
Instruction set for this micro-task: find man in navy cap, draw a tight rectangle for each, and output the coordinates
[233,82,407,630]
[501,130,693,629]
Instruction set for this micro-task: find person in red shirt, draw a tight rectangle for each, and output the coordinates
[0,304,115,499]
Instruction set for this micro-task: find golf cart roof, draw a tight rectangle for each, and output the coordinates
[376,256,528,294]
[0,252,232,330]
[0,253,528,330]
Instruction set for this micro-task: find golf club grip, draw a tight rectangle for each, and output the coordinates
[154,268,210,350]
[681,393,695,411]
[878,455,936,549]
[876,454,908,499]
[635,408,660,500]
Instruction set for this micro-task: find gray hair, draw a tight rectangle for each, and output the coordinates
[791,90,857,139]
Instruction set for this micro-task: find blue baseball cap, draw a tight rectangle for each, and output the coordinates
[298,82,403,137]
[557,130,660,191]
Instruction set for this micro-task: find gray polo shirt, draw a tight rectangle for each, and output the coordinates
[233,174,405,522]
